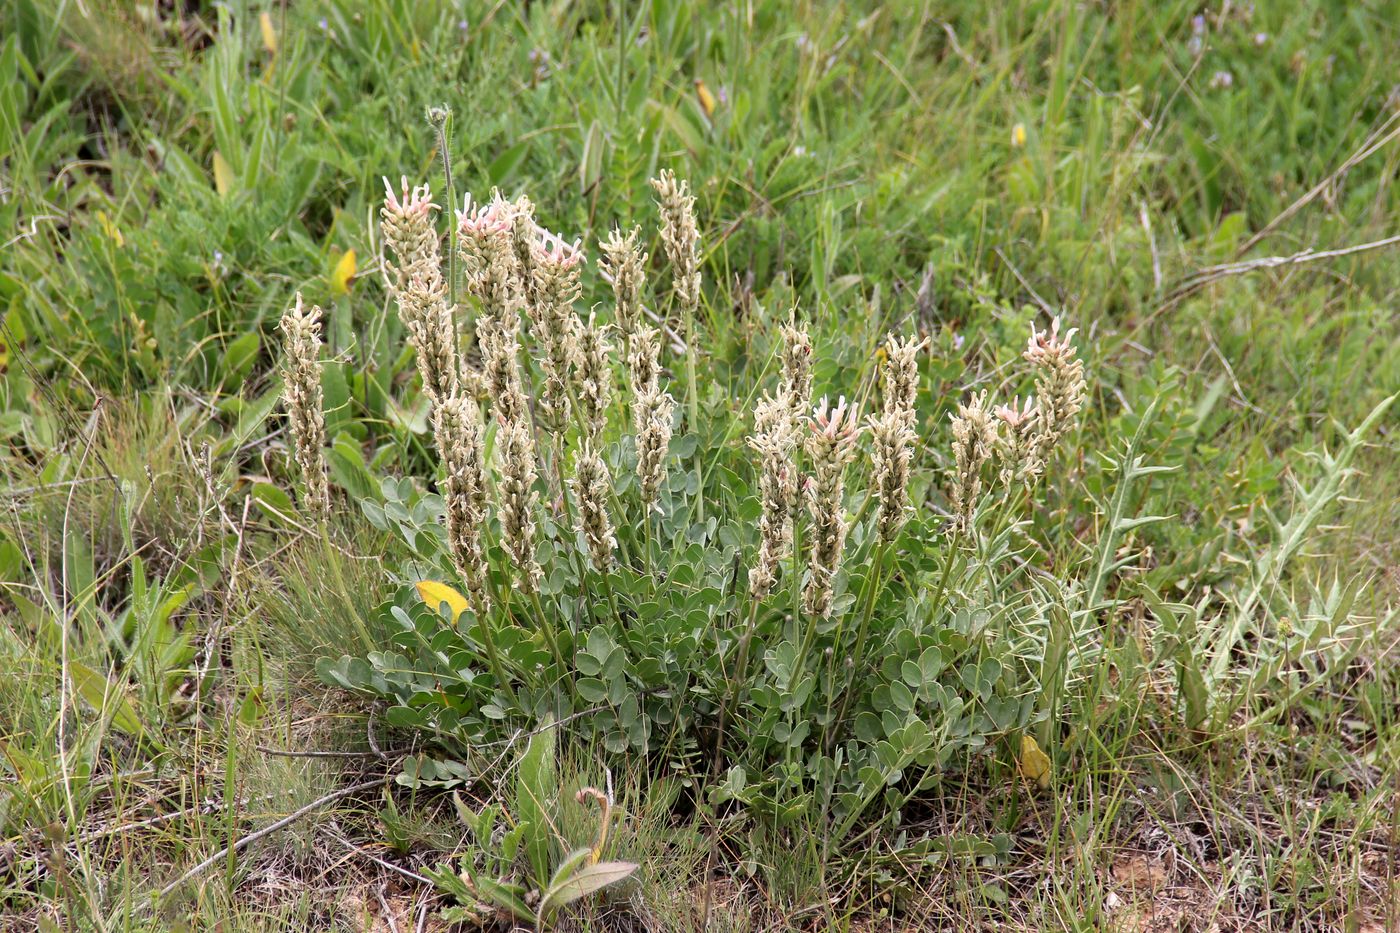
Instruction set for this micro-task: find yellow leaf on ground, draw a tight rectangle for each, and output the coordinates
[96,210,124,247]
[259,11,278,54]
[330,249,356,296]
[416,580,469,622]
[1018,734,1052,789]
[694,78,717,118]
[212,151,234,197]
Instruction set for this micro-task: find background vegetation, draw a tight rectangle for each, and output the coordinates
[1,0,1397,929]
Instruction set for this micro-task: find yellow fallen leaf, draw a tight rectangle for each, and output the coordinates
[96,210,124,247]
[694,78,717,118]
[212,151,234,197]
[330,249,356,296]
[259,11,278,54]
[1017,734,1051,789]
[416,580,470,623]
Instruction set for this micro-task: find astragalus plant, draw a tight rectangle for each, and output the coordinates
[307,166,1395,868]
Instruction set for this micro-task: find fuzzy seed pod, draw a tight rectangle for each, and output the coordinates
[780,316,814,417]
[510,194,540,312]
[526,228,584,427]
[570,443,617,572]
[867,410,916,544]
[649,170,701,321]
[380,177,441,296]
[475,311,529,428]
[496,417,542,592]
[803,396,862,617]
[599,225,648,343]
[279,294,330,518]
[994,396,1040,489]
[575,312,613,438]
[433,396,490,611]
[382,179,459,405]
[949,391,997,535]
[457,192,518,322]
[398,269,461,406]
[747,390,799,600]
[628,324,662,400]
[635,388,675,514]
[1023,317,1086,462]
[881,334,925,426]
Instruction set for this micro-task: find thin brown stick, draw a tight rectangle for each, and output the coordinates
[1235,113,1400,257]
[149,777,387,904]
[1161,233,1400,311]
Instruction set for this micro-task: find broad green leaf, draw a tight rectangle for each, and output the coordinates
[538,861,638,921]
[516,714,557,886]
[69,661,145,737]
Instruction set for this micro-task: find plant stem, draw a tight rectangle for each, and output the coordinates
[827,538,888,738]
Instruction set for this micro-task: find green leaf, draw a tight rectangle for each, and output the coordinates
[220,330,260,389]
[516,714,557,886]
[538,861,638,922]
[69,661,146,738]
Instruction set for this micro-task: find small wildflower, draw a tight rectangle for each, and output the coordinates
[599,225,648,344]
[509,195,539,311]
[476,311,529,427]
[497,418,542,592]
[1011,123,1027,148]
[748,391,799,599]
[527,227,584,427]
[949,391,997,535]
[868,410,916,544]
[380,176,441,295]
[635,387,675,514]
[457,191,517,320]
[576,312,613,438]
[570,443,617,572]
[1209,70,1234,90]
[779,315,814,417]
[994,395,1040,488]
[1023,317,1086,463]
[628,324,662,400]
[881,333,925,426]
[649,170,701,323]
[434,396,490,611]
[397,268,460,406]
[279,294,330,518]
[804,396,862,618]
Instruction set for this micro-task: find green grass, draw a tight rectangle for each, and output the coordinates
[2,0,1398,929]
